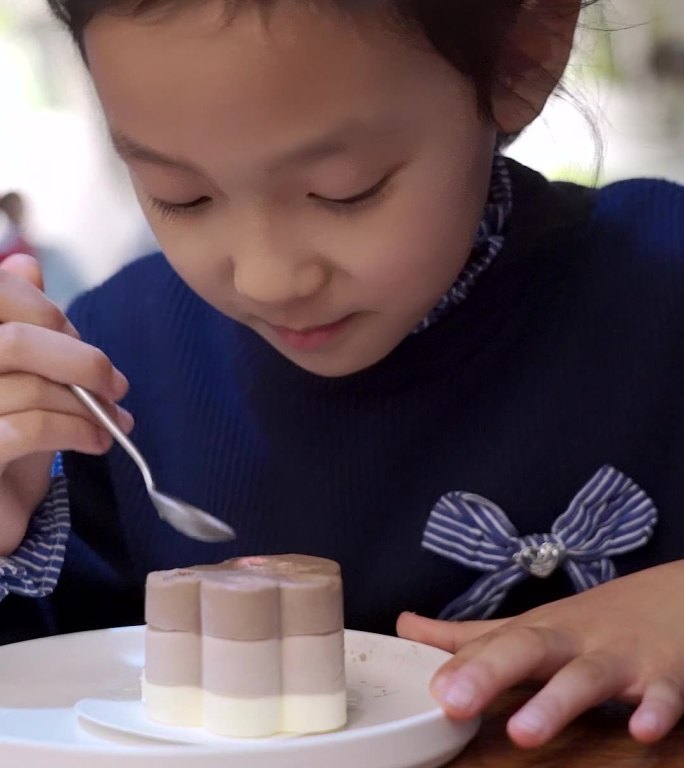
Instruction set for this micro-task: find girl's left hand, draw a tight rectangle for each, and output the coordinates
[397,560,684,748]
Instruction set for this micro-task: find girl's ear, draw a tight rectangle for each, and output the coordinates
[492,0,582,134]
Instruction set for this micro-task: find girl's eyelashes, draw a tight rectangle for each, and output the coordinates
[146,171,396,220]
[311,174,394,212]
[147,195,212,219]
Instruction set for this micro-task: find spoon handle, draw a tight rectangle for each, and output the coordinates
[70,384,154,492]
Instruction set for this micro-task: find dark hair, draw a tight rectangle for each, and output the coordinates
[46,0,598,121]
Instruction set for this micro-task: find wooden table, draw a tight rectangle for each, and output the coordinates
[444,688,684,767]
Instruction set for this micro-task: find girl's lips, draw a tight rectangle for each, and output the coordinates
[269,315,354,351]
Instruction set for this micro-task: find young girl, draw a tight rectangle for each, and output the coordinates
[1,0,683,750]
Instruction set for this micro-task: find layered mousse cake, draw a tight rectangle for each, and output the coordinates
[143,554,346,737]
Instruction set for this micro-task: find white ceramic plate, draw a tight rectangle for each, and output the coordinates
[0,626,479,768]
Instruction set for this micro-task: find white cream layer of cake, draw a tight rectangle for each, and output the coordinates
[141,679,204,727]
[142,679,347,737]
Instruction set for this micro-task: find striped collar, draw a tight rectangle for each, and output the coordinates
[414,153,513,333]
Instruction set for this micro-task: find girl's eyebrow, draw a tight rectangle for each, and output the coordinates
[272,121,403,170]
[111,131,202,172]
[110,120,403,173]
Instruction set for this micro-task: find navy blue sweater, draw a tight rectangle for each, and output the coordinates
[3,161,684,644]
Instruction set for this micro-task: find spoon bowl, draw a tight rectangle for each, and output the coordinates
[70,384,235,543]
[148,488,236,543]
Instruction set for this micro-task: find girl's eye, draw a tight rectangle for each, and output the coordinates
[148,195,212,219]
[312,174,392,210]
[146,173,395,220]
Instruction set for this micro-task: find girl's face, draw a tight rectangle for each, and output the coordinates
[85,0,497,377]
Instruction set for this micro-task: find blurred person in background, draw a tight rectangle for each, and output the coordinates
[0,189,84,306]
[0,191,34,262]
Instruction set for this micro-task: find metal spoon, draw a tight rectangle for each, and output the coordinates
[70,384,236,543]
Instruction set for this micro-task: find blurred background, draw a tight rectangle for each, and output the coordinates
[1,0,683,307]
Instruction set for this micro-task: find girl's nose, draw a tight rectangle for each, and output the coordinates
[233,252,328,306]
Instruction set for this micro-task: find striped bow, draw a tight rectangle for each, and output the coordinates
[422,466,657,621]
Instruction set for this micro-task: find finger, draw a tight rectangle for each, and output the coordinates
[431,626,576,720]
[0,253,44,291]
[0,258,79,338]
[397,612,506,653]
[0,410,116,464]
[0,323,128,401]
[507,651,629,748]
[629,678,684,744]
[0,372,134,431]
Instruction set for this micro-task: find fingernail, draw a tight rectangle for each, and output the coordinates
[510,706,548,737]
[434,674,476,711]
[111,370,129,396]
[63,319,80,338]
[117,407,135,432]
[97,428,112,449]
[634,710,661,735]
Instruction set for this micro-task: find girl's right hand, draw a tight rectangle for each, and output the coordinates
[0,254,134,556]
